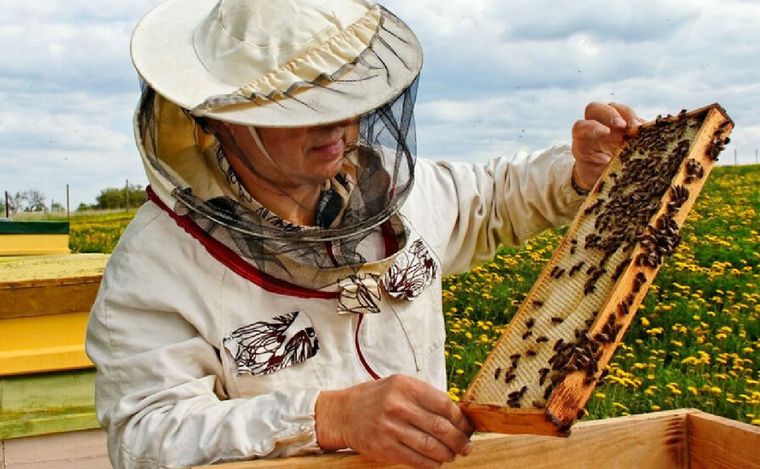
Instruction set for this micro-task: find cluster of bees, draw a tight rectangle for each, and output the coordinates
[487,108,728,411]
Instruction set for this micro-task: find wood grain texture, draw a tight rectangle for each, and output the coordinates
[193,410,693,468]
[458,404,564,436]
[0,277,102,320]
[462,104,734,434]
[687,410,760,469]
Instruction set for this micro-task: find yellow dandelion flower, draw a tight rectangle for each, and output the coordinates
[612,402,629,411]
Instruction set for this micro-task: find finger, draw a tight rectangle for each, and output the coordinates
[405,399,472,456]
[411,409,472,456]
[572,119,612,141]
[396,423,456,465]
[411,385,474,435]
[584,102,627,129]
[578,151,612,166]
[608,102,643,127]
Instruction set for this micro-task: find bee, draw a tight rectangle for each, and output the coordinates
[526,349,537,357]
[532,299,544,307]
[550,317,564,325]
[525,318,535,329]
[536,336,549,344]
[569,261,586,277]
[522,330,533,340]
[494,367,502,380]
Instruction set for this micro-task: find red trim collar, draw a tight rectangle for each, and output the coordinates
[146,187,399,300]
[147,187,338,299]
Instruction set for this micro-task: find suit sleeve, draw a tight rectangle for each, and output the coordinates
[409,144,585,275]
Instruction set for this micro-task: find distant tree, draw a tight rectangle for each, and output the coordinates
[76,202,92,212]
[50,201,65,212]
[94,184,147,210]
[11,192,26,214]
[24,189,47,212]
[8,189,47,212]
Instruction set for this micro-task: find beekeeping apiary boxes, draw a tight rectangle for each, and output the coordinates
[0,254,107,376]
[189,410,759,468]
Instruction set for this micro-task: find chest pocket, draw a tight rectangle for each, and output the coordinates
[221,311,323,397]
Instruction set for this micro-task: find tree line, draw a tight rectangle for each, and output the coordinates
[1,185,147,215]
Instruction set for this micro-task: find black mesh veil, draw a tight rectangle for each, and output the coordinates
[136,78,418,287]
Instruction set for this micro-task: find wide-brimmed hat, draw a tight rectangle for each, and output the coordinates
[131,0,423,127]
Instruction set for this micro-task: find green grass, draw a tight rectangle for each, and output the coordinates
[444,164,760,427]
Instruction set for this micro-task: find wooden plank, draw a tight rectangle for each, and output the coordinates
[2,429,107,469]
[194,410,690,468]
[462,104,734,434]
[0,235,69,257]
[687,410,760,469]
[0,312,93,376]
[0,278,102,320]
[459,404,564,436]
[0,370,98,440]
[0,254,107,320]
[0,255,107,283]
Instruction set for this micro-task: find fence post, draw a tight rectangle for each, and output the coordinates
[126,179,130,212]
[4,191,9,218]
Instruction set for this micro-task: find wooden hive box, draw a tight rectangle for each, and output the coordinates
[458,104,734,436]
[0,254,106,439]
[0,221,71,256]
[1,409,757,468]
[0,254,108,376]
[184,410,758,468]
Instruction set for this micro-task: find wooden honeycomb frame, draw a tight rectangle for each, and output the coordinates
[461,104,734,436]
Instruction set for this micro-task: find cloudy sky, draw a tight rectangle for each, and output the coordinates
[1,0,759,209]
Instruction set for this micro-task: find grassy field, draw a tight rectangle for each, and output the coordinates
[443,164,760,426]
[18,165,759,426]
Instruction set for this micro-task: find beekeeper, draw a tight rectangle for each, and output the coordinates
[86,0,640,467]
